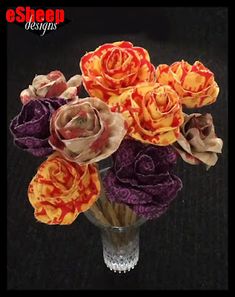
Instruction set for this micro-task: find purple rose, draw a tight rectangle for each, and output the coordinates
[103,139,183,220]
[9,98,66,157]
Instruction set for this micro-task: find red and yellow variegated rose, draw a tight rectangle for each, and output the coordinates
[28,153,100,225]
[80,41,156,102]
[156,60,219,108]
[109,83,184,146]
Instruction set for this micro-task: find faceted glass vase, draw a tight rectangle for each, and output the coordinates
[85,207,146,273]
[84,167,146,273]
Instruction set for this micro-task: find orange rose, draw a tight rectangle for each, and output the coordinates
[28,153,100,225]
[156,60,219,108]
[109,83,184,146]
[80,41,156,102]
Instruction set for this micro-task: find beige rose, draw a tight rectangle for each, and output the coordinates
[173,113,223,169]
[20,70,82,104]
[49,97,127,164]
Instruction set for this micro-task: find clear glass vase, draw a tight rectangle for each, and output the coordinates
[84,167,146,273]
[85,207,145,273]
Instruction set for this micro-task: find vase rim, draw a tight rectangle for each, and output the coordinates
[85,165,147,231]
[84,210,147,232]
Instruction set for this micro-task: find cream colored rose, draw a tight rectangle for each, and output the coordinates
[49,97,127,164]
[173,113,223,169]
[20,70,82,104]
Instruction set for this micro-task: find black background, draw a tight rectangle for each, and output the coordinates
[7,7,228,290]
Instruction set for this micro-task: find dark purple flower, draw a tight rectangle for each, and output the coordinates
[9,98,67,157]
[103,139,183,220]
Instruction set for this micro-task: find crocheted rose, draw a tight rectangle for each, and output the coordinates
[173,113,223,168]
[9,98,66,157]
[20,70,82,105]
[103,139,182,220]
[156,60,219,108]
[109,83,184,146]
[49,97,126,164]
[80,41,156,102]
[28,153,100,225]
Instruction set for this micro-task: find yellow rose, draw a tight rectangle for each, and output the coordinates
[109,83,184,146]
[28,153,100,225]
[156,60,219,108]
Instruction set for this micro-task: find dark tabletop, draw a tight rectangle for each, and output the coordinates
[7,7,228,290]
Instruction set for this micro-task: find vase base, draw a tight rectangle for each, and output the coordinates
[103,246,139,273]
[105,262,138,273]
